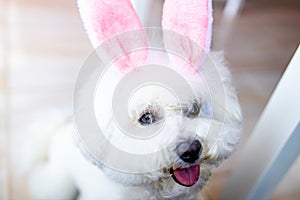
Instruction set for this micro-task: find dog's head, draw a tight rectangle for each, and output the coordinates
[77,0,242,199]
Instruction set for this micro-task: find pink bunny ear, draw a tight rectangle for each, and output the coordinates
[162,0,212,66]
[78,0,144,47]
[77,0,147,71]
[162,0,212,52]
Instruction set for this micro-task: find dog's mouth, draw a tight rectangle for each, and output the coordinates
[170,164,200,187]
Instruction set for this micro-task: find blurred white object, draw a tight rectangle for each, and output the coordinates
[215,0,245,49]
[220,45,300,200]
[131,0,164,27]
[223,0,245,20]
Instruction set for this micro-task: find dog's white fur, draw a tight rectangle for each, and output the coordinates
[27,0,242,199]
[27,51,242,200]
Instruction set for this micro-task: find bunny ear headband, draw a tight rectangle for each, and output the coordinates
[77,0,212,70]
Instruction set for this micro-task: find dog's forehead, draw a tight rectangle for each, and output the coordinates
[128,79,205,110]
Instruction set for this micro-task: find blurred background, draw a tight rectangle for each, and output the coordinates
[0,0,299,199]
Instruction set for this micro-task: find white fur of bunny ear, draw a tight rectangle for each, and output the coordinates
[162,0,212,66]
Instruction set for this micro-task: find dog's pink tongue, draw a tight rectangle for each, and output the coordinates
[173,165,200,187]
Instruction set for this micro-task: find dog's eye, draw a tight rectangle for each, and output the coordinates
[138,111,156,126]
[185,101,200,118]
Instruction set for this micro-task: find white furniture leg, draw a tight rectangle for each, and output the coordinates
[220,45,300,200]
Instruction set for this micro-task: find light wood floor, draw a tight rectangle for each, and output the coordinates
[0,0,299,199]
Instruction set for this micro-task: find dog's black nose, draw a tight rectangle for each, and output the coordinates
[177,140,202,163]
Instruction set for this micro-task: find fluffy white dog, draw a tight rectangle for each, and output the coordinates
[27,0,242,199]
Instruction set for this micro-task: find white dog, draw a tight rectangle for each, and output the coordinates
[27,0,242,199]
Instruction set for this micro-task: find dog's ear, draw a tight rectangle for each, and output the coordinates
[77,0,147,71]
[162,0,212,66]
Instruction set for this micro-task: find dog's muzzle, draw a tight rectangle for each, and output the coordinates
[176,140,202,163]
[170,140,202,187]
